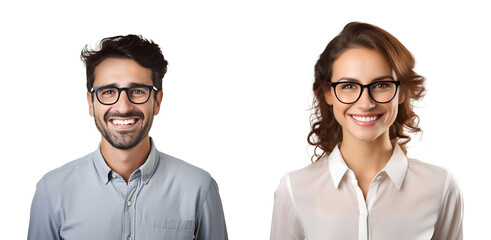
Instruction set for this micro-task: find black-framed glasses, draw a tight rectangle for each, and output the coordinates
[330,81,401,104]
[91,84,158,105]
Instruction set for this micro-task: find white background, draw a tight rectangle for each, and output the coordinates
[1,0,489,239]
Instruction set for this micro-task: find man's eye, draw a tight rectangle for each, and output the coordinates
[101,90,116,95]
[130,89,146,95]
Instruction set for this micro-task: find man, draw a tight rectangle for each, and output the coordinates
[28,35,228,240]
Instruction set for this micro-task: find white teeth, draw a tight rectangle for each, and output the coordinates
[112,119,136,125]
[352,115,379,122]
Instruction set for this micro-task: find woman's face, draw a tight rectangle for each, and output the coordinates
[325,47,401,143]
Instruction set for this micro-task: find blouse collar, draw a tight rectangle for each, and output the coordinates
[328,143,408,190]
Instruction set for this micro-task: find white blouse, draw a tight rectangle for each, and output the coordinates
[270,144,463,240]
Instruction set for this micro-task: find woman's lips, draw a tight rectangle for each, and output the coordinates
[349,114,382,127]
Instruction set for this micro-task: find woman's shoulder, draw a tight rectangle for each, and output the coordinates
[275,157,332,194]
[405,158,461,196]
[406,157,450,178]
[288,157,329,179]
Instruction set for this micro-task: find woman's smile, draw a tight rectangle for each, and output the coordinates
[349,113,383,127]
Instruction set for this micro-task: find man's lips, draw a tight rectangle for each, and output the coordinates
[110,118,137,126]
[108,118,140,130]
[104,110,144,122]
[104,111,144,129]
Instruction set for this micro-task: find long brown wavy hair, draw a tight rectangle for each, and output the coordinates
[308,22,426,162]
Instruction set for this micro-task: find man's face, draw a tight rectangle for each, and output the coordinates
[87,58,162,150]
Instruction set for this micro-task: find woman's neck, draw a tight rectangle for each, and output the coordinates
[339,131,394,180]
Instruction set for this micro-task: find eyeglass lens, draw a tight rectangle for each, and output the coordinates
[96,86,151,104]
[334,82,398,103]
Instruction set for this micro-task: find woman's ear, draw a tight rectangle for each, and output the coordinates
[394,70,405,104]
[398,89,406,104]
[322,85,334,105]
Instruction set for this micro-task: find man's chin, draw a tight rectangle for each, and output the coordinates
[109,141,140,150]
[104,134,143,150]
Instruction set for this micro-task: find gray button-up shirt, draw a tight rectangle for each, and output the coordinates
[28,140,228,240]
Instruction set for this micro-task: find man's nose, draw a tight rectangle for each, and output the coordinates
[113,90,133,112]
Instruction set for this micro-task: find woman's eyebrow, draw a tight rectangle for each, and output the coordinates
[372,75,395,81]
[336,75,394,83]
[337,77,359,82]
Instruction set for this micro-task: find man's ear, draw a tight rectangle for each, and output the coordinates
[153,90,163,115]
[87,92,94,117]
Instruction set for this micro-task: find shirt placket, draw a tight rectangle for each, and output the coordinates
[349,171,383,240]
[124,175,141,240]
[365,174,383,240]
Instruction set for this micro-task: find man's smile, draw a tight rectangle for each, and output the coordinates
[111,118,137,125]
[108,118,140,130]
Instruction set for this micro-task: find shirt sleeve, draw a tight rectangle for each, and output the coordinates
[27,178,61,240]
[431,172,463,240]
[195,177,228,240]
[270,175,304,240]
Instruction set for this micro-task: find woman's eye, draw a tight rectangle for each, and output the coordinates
[340,83,357,89]
[374,82,389,88]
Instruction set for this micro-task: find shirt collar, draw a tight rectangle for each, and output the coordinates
[327,145,350,189]
[92,138,159,185]
[327,143,408,190]
[382,144,408,190]
[138,138,158,184]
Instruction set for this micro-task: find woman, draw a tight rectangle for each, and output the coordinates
[270,22,463,240]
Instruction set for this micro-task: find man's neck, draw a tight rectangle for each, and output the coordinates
[100,136,151,182]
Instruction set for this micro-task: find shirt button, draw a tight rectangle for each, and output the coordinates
[376,176,382,181]
[127,236,131,240]
[127,200,132,207]
[112,173,117,178]
[144,178,148,183]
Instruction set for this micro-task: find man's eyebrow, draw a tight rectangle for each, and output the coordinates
[128,82,149,87]
[336,75,394,82]
[97,83,118,88]
[98,82,149,88]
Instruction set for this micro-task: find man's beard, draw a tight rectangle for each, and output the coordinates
[94,109,153,150]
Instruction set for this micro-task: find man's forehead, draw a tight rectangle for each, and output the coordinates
[93,58,153,87]
[92,78,154,88]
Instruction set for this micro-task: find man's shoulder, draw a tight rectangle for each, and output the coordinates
[40,152,94,185]
[156,151,213,184]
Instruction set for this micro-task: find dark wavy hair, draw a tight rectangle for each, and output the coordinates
[308,22,426,162]
[81,34,168,92]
